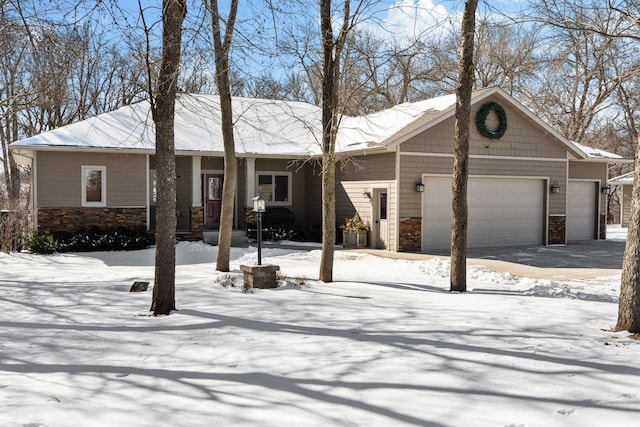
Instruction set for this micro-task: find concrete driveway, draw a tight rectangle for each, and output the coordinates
[359,229,627,282]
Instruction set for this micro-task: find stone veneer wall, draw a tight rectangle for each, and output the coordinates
[177,207,203,241]
[38,207,147,233]
[548,215,566,244]
[599,214,606,240]
[399,217,422,252]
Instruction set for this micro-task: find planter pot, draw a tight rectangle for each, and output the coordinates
[343,230,368,248]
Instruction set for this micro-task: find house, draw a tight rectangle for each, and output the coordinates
[609,172,634,227]
[10,87,627,252]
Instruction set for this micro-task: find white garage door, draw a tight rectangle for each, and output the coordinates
[567,181,596,241]
[422,177,544,251]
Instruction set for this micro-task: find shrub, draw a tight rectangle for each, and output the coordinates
[25,231,58,254]
[53,227,154,252]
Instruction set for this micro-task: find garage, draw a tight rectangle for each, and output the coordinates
[422,177,545,251]
[567,181,597,241]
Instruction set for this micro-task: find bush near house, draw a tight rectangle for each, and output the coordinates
[26,227,154,254]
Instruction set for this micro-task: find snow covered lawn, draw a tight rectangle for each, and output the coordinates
[1,238,638,426]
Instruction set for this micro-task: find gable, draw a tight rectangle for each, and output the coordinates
[399,95,570,160]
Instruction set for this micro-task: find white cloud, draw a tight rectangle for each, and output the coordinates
[383,0,458,41]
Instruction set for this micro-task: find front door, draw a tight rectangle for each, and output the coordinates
[204,174,223,228]
[374,190,388,249]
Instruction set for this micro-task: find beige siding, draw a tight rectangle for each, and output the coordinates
[623,185,632,227]
[340,153,395,181]
[337,180,397,251]
[202,157,224,170]
[399,155,567,216]
[175,157,192,206]
[401,97,567,159]
[305,164,322,225]
[37,151,146,208]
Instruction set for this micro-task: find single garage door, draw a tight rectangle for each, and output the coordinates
[567,181,596,241]
[422,177,544,251]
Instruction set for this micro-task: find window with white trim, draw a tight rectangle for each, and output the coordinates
[82,166,106,207]
[257,172,291,205]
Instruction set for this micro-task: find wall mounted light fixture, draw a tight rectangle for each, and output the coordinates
[415,180,425,193]
[362,189,372,199]
[550,181,560,194]
[601,184,611,194]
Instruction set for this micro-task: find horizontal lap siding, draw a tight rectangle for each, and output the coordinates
[399,156,567,216]
[37,151,146,208]
[338,153,397,250]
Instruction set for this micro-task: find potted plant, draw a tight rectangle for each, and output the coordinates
[341,213,369,248]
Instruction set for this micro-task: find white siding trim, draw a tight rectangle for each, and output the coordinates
[192,156,202,207]
[395,145,401,252]
[33,151,38,232]
[145,155,150,230]
[399,151,567,163]
[81,165,107,207]
[246,158,256,207]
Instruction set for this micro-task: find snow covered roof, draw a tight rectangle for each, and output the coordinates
[571,141,627,162]
[10,88,628,163]
[609,172,634,185]
[11,92,458,158]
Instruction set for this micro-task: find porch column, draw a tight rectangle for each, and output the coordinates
[246,157,256,207]
[192,156,202,207]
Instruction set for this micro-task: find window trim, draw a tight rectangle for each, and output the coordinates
[81,165,107,207]
[256,171,292,206]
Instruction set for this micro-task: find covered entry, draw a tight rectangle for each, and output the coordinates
[422,177,545,251]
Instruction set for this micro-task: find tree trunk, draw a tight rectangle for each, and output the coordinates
[151,0,186,315]
[450,0,478,293]
[615,131,640,333]
[208,0,238,273]
[318,0,343,283]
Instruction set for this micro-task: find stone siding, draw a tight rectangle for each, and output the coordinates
[177,207,204,241]
[399,217,422,252]
[548,215,566,244]
[38,207,146,233]
[599,214,607,240]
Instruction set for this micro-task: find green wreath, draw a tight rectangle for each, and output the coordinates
[476,101,507,139]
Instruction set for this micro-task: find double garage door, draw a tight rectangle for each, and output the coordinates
[422,177,545,251]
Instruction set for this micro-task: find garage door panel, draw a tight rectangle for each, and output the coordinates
[567,181,596,241]
[422,177,544,251]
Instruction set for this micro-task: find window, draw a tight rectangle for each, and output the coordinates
[82,166,106,207]
[257,172,291,205]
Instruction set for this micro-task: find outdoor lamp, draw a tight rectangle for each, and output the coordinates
[415,181,425,193]
[252,195,266,265]
[550,181,560,194]
[253,195,266,213]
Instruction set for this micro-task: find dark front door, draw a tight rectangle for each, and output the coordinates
[204,174,223,227]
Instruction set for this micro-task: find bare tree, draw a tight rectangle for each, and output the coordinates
[450,0,478,293]
[206,0,238,272]
[151,0,187,315]
[536,0,640,333]
[318,0,366,282]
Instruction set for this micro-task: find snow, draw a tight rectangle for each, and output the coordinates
[572,141,625,161]
[1,232,639,426]
[10,92,457,157]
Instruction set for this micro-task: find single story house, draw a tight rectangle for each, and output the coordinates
[609,172,635,227]
[10,87,626,252]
